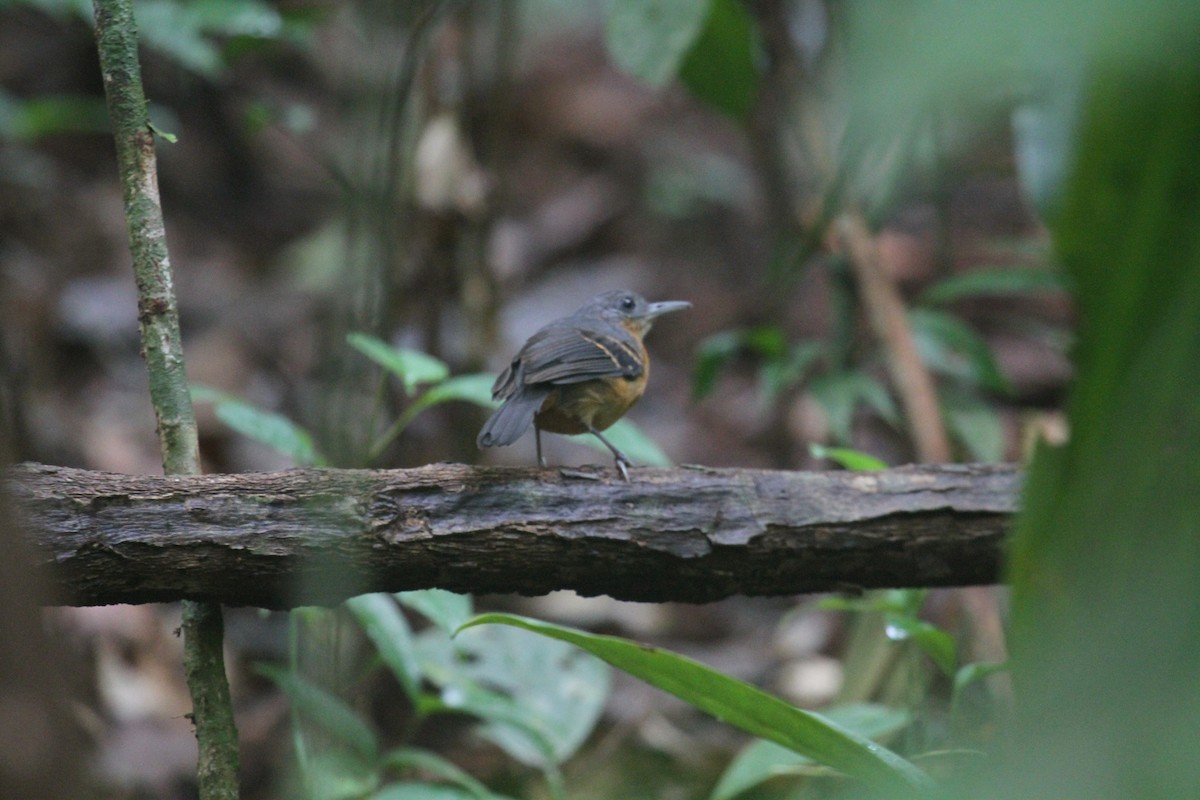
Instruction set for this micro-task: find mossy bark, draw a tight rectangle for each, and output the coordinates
[92,2,239,797]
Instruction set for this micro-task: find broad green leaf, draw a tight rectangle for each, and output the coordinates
[366,373,497,462]
[678,0,760,120]
[942,387,1006,463]
[396,590,473,635]
[953,661,1008,695]
[808,444,888,472]
[191,385,324,466]
[808,371,899,445]
[1002,16,1200,800]
[588,418,672,467]
[692,327,794,400]
[710,704,912,800]
[692,331,745,399]
[606,0,714,87]
[380,748,492,799]
[909,308,1010,394]
[304,749,379,800]
[345,594,422,702]
[758,341,822,402]
[884,616,958,677]
[0,93,110,140]
[416,624,609,768]
[373,784,483,800]
[257,664,378,762]
[347,333,449,395]
[461,614,931,794]
[918,267,1069,305]
[417,373,497,409]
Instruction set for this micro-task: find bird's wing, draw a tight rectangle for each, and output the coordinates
[519,322,643,385]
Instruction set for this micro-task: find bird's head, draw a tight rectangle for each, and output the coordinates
[584,290,691,336]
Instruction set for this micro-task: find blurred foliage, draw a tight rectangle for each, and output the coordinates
[264,592,606,800]
[194,334,671,468]
[15,0,318,77]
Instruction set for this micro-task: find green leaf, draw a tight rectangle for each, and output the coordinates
[884,616,958,677]
[941,387,1006,462]
[919,266,1069,306]
[678,0,761,120]
[372,784,485,800]
[304,749,380,800]
[0,93,110,140]
[379,748,493,799]
[692,331,745,400]
[757,341,822,402]
[257,664,378,762]
[808,444,889,472]
[692,327,794,400]
[808,371,899,445]
[417,373,497,409]
[710,704,912,800]
[416,623,610,768]
[909,308,1011,394]
[191,385,324,466]
[606,0,714,87]
[953,661,1009,694]
[460,614,931,794]
[396,590,473,635]
[587,418,672,467]
[345,594,422,703]
[347,333,449,395]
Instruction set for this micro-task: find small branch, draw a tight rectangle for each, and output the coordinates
[11,462,1018,608]
[92,1,237,796]
[840,212,954,462]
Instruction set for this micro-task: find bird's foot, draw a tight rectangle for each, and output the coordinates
[614,455,631,483]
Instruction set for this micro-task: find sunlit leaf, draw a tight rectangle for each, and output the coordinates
[373,783,485,800]
[345,594,422,703]
[416,624,610,768]
[606,0,714,87]
[461,614,931,794]
[417,373,496,409]
[941,387,1006,462]
[808,371,899,444]
[909,308,1010,394]
[808,444,888,472]
[953,661,1009,694]
[678,0,760,120]
[710,704,912,800]
[380,748,493,799]
[347,333,449,395]
[257,665,378,762]
[396,590,473,635]
[692,331,745,399]
[919,267,1069,306]
[191,385,324,466]
[589,418,672,467]
[884,616,958,677]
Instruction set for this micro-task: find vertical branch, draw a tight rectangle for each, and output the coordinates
[839,213,952,463]
[91,2,240,798]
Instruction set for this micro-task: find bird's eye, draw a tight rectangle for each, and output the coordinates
[620,295,636,311]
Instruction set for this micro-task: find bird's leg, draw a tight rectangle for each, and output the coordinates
[585,424,633,482]
[535,423,547,468]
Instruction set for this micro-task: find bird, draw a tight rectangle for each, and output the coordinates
[477,290,691,481]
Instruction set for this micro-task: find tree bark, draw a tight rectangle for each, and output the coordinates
[9,462,1017,608]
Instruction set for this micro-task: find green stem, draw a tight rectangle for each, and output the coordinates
[92,1,239,797]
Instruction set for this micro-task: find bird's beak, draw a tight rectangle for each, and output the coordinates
[645,300,692,319]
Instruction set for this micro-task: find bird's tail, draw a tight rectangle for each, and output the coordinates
[477,388,549,449]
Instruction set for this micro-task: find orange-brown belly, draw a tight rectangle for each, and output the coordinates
[535,375,647,434]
